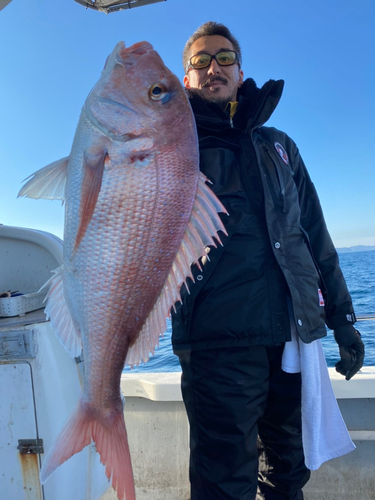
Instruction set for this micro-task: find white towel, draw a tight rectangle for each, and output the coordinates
[282,325,356,471]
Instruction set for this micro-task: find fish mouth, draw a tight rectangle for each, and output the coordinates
[85,41,155,140]
[101,41,153,74]
[85,96,140,141]
[97,96,136,115]
[117,41,153,67]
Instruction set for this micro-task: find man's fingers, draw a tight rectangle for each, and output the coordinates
[336,344,364,380]
[335,365,347,377]
[345,346,365,380]
[345,359,361,380]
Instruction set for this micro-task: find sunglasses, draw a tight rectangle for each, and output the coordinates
[186,50,240,72]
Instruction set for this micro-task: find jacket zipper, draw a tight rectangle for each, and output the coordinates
[264,147,286,212]
[298,224,329,304]
[251,132,285,213]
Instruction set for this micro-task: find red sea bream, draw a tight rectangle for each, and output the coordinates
[18,41,227,499]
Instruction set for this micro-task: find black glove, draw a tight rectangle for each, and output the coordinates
[334,325,365,381]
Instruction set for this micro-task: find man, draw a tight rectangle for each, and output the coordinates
[171,22,365,500]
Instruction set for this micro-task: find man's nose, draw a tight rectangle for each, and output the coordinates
[207,58,221,74]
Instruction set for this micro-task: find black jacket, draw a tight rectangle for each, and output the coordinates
[171,78,355,352]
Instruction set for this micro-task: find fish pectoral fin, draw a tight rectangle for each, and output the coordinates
[74,149,107,250]
[125,172,228,368]
[18,156,69,200]
[42,266,82,358]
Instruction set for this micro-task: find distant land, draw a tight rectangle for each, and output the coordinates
[336,245,375,254]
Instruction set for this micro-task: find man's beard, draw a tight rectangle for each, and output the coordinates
[193,76,234,109]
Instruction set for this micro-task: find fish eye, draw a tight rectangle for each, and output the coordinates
[149,83,168,101]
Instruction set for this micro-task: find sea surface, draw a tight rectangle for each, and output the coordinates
[123,250,375,373]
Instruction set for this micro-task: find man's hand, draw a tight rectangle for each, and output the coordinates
[334,325,365,381]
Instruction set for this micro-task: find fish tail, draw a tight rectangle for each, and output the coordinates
[40,400,136,500]
[94,407,136,500]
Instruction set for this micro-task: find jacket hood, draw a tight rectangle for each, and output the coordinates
[236,78,284,130]
[186,78,284,131]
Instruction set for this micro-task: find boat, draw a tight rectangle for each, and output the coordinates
[73,0,167,15]
[1,224,374,500]
[0,0,166,14]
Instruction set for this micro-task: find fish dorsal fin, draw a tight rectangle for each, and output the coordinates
[18,157,69,200]
[74,149,107,251]
[125,172,228,367]
[42,266,82,358]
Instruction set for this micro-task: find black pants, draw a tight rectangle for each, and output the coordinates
[178,345,310,500]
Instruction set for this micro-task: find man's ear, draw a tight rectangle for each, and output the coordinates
[183,74,191,89]
[238,69,244,88]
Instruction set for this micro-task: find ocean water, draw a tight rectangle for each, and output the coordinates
[123,250,375,373]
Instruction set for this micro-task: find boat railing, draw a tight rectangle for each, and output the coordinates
[356,313,375,321]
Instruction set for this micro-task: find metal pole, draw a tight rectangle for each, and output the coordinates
[356,314,375,321]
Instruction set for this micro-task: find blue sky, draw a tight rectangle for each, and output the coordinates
[1,0,374,247]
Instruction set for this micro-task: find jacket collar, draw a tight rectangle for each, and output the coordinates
[187,78,284,132]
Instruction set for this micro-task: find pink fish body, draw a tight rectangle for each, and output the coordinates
[19,41,227,499]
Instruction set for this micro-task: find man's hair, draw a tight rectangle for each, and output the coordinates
[183,21,242,73]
